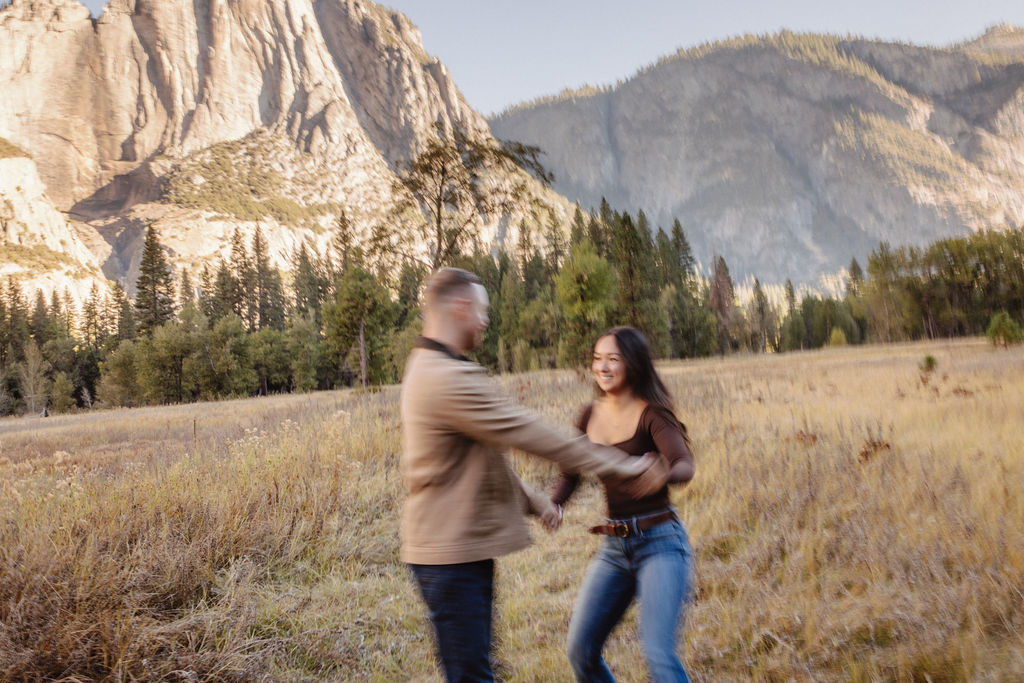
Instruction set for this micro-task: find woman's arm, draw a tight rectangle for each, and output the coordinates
[649,409,694,485]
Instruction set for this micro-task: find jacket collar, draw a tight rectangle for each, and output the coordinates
[415,336,470,362]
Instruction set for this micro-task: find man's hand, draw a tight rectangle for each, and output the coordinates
[618,452,670,499]
[538,500,563,532]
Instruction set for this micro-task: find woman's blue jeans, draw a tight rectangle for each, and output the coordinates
[566,518,694,682]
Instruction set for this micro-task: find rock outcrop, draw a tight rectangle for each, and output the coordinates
[0,153,107,300]
[490,29,1024,282]
[0,0,514,299]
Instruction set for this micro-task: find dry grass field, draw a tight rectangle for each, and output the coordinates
[1,338,1022,681]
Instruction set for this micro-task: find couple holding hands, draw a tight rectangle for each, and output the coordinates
[400,267,695,682]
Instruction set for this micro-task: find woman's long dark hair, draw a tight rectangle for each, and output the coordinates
[594,326,689,440]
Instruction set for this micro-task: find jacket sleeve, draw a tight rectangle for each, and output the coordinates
[441,365,640,478]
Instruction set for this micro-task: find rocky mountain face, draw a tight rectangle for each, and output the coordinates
[0,0,517,298]
[489,26,1024,282]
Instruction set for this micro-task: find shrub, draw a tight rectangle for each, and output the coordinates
[986,311,1023,348]
[829,326,847,346]
[919,354,937,373]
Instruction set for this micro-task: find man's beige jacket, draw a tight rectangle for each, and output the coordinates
[400,342,637,565]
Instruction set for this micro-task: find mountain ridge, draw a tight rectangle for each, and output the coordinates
[489,27,1024,281]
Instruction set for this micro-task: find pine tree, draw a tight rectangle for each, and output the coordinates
[847,257,865,296]
[251,226,285,330]
[61,288,75,338]
[230,228,257,330]
[196,264,214,321]
[212,259,239,322]
[569,205,588,247]
[291,242,329,325]
[81,283,103,349]
[111,283,136,342]
[135,225,176,337]
[30,290,49,344]
[708,254,736,353]
[670,219,696,278]
[750,278,775,352]
[5,279,29,362]
[331,209,355,279]
[179,268,195,311]
[555,240,616,367]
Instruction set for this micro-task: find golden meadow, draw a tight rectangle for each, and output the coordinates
[1,338,1021,681]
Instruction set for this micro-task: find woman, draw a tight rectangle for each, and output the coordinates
[551,326,695,682]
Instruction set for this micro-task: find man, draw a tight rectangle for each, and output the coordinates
[401,267,668,681]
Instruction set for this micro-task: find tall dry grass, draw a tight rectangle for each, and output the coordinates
[1,339,1022,681]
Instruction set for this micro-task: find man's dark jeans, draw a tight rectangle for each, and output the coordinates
[409,559,495,682]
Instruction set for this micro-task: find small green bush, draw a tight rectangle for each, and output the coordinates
[919,354,937,373]
[829,326,847,346]
[986,311,1023,348]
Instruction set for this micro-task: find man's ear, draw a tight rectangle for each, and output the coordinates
[451,296,471,320]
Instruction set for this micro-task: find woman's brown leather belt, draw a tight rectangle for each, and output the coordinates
[589,510,677,537]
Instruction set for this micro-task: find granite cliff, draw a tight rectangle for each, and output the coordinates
[490,26,1024,282]
[0,0,529,297]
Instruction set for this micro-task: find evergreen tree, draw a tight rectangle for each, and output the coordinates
[135,225,176,337]
[569,205,588,247]
[230,228,258,331]
[111,283,135,342]
[30,290,49,344]
[323,266,397,387]
[81,283,103,350]
[49,372,75,414]
[847,257,865,296]
[749,278,776,352]
[178,268,195,311]
[708,254,737,353]
[670,219,696,278]
[589,198,614,257]
[331,209,355,278]
[212,259,239,322]
[555,240,616,366]
[4,279,29,363]
[252,226,285,330]
[61,288,75,338]
[611,212,666,352]
[198,264,217,321]
[291,242,329,325]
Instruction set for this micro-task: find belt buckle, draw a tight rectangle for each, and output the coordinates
[613,521,630,537]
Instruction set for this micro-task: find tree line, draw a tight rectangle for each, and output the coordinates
[3,209,1022,416]
[2,121,1022,416]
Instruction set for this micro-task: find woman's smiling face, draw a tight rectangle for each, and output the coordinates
[592,334,628,394]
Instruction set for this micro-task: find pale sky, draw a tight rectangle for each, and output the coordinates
[76,0,1024,116]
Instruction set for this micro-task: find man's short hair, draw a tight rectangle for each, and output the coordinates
[423,267,481,310]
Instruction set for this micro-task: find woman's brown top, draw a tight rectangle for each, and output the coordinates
[551,402,691,519]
